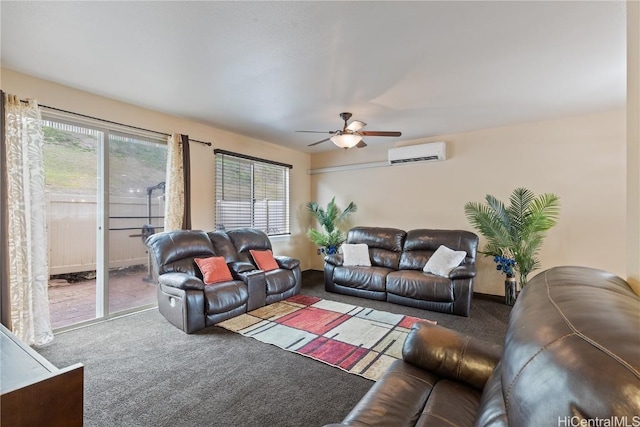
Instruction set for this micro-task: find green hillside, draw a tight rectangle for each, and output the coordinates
[43,125,167,196]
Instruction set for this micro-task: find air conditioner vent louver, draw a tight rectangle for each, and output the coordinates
[388,142,446,164]
[390,155,440,164]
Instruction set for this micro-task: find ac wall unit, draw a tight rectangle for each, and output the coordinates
[388,141,447,164]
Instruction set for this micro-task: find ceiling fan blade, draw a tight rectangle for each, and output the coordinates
[346,120,367,132]
[356,140,367,148]
[360,131,402,137]
[308,137,331,147]
[295,130,335,134]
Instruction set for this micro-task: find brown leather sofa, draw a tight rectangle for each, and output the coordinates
[145,228,301,333]
[324,265,640,426]
[324,227,478,316]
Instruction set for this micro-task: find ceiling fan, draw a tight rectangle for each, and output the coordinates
[296,112,402,149]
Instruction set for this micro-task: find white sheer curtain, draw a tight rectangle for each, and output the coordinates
[164,133,184,231]
[4,94,53,346]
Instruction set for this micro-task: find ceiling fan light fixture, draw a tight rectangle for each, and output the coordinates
[330,133,362,148]
[346,120,366,132]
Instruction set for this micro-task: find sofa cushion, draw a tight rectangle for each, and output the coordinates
[227,228,272,264]
[204,281,248,315]
[145,230,216,277]
[416,380,481,427]
[423,245,466,277]
[341,360,438,427]
[332,266,392,293]
[342,243,371,266]
[347,227,406,270]
[250,249,279,271]
[400,229,478,271]
[207,231,240,262]
[386,271,454,302]
[264,269,297,295]
[194,256,233,284]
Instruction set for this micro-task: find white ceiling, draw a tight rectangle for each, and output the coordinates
[1,1,627,153]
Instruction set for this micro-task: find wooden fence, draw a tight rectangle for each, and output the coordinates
[48,194,164,275]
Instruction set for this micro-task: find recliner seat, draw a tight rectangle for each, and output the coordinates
[146,228,301,333]
[213,228,301,304]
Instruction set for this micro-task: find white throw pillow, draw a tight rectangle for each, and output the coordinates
[423,245,467,277]
[342,243,371,267]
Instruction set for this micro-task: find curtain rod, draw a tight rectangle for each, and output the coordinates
[214,148,293,169]
[19,100,212,146]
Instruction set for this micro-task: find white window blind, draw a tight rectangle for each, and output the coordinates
[215,150,291,236]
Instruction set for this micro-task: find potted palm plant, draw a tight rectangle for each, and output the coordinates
[464,187,561,302]
[306,197,357,255]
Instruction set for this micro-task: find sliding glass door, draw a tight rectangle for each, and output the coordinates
[107,133,166,315]
[43,117,166,330]
[43,120,102,328]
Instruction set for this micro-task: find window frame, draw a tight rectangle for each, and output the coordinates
[214,149,292,237]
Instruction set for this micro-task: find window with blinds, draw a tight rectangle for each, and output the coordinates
[215,150,291,236]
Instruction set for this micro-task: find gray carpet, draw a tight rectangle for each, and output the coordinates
[36,270,511,427]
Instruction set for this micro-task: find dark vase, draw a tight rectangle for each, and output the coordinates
[322,245,338,255]
[505,276,517,306]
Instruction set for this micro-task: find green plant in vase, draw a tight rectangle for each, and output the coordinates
[464,187,561,287]
[306,197,357,255]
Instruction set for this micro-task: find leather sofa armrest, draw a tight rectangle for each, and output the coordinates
[228,261,257,276]
[402,322,502,390]
[449,264,476,279]
[324,254,343,266]
[275,256,300,270]
[158,272,205,291]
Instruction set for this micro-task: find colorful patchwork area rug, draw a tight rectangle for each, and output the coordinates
[218,295,436,381]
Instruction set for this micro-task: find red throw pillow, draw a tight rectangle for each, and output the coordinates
[250,249,279,272]
[194,256,233,285]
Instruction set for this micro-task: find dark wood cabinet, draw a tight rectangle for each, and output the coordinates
[1,324,84,426]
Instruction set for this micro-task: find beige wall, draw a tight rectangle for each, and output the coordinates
[310,110,627,295]
[1,68,313,269]
[627,0,640,295]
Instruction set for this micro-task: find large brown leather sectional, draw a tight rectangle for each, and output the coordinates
[324,227,479,316]
[145,228,300,333]
[324,265,640,426]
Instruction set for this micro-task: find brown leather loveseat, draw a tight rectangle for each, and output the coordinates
[324,266,640,426]
[145,228,300,333]
[324,227,479,316]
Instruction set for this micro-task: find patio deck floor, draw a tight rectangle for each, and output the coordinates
[48,267,157,330]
